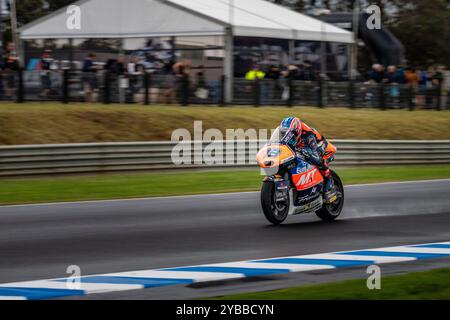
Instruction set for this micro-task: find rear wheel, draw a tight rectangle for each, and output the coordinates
[316,171,344,221]
[261,182,289,225]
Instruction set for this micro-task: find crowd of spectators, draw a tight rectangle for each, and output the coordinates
[0,45,447,108]
[0,45,210,104]
[242,62,321,103]
[245,62,318,82]
[240,62,447,107]
[65,53,208,104]
[366,64,445,87]
[78,55,208,104]
[365,64,447,108]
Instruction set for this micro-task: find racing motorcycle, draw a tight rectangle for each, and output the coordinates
[256,128,344,225]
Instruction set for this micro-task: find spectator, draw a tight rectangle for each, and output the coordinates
[363,64,383,107]
[395,65,406,84]
[173,60,191,105]
[405,67,419,86]
[39,50,54,98]
[384,66,401,106]
[283,65,299,80]
[302,61,316,81]
[127,56,143,100]
[82,53,99,103]
[415,68,428,107]
[383,65,401,84]
[280,65,299,101]
[244,64,266,103]
[245,64,265,81]
[104,54,126,75]
[432,66,445,87]
[104,59,115,72]
[2,42,20,99]
[431,66,446,109]
[418,69,428,87]
[384,66,405,84]
[266,65,281,81]
[423,67,435,108]
[266,65,283,94]
[116,55,126,76]
[195,65,207,89]
[161,63,176,105]
[194,65,209,100]
[173,60,191,78]
[127,56,143,76]
[367,64,384,84]
[404,67,419,108]
[295,63,305,80]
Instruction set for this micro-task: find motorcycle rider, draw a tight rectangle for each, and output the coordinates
[279,116,337,203]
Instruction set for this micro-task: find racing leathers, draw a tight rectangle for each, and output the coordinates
[298,127,337,203]
[280,117,336,203]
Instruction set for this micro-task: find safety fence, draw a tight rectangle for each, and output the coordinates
[1,140,449,177]
[0,69,448,109]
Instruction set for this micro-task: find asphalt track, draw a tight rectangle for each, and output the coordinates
[0,179,449,299]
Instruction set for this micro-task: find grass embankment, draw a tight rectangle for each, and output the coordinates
[1,165,449,205]
[0,103,449,145]
[209,267,450,300]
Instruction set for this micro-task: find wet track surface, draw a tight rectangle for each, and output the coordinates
[0,179,449,298]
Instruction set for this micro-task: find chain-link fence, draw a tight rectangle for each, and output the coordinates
[1,69,448,110]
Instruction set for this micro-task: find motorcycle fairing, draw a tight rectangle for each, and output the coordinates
[288,189,323,216]
[293,184,323,207]
[323,141,337,160]
[287,159,324,216]
[290,160,324,191]
[274,179,289,191]
[256,144,295,169]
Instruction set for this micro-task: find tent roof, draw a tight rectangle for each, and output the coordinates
[20,0,353,43]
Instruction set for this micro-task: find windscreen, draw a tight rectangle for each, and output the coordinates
[268,126,294,146]
[268,127,283,144]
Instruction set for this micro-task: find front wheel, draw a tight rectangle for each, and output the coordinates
[316,171,345,221]
[261,182,289,225]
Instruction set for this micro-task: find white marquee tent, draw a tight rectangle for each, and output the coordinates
[19,0,353,101]
[20,0,352,42]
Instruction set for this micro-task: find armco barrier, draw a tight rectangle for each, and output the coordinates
[0,140,449,177]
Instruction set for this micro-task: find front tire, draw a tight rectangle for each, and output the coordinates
[261,182,289,225]
[316,171,344,221]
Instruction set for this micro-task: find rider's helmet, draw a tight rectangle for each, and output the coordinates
[279,117,302,149]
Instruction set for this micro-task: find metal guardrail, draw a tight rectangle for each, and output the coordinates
[0,140,450,177]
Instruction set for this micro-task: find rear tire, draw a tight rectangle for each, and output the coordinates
[316,171,344,221]
[261,182,289,225]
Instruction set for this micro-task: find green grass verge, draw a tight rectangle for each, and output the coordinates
[1,164,449,205]
[0,103,449,145]
[208,267,450,300]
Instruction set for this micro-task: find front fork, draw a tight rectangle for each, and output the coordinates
[264,175,290,203]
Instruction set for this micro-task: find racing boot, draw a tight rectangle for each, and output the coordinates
[322,170,337,204]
